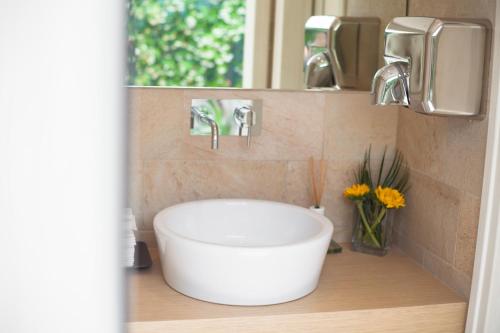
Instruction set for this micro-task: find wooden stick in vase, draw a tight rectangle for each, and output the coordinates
[309,157,319,207]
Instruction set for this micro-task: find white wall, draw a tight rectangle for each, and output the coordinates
[0,2,125,332]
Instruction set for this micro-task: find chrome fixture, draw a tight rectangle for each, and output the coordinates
[190,99,262,149]
[233,105,255,147]
[191,106,219,150]
[371,17,489,117]
[372,61,409,106]
[304,16,379,90]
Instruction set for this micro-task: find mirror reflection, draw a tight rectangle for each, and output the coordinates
[127,0,407,90]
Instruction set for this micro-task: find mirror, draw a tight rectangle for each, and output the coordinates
[127,0,407,90]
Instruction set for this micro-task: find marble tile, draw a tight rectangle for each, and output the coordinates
[284,161,313,208]
[323,93,399,161]
[142,159,287,228]
[396,111,447,180]
[398,170,460,263]
[422,249,472,298]
[454,192,481,278]
[128,93,145,227]
[182,89,326,160]
[128,159,145,228]
[130,88,325,161]
[394,231,425,265]
[321,159,361,235]
[129,87,187,160]
[441,118,488,196]
[397,111,487,196]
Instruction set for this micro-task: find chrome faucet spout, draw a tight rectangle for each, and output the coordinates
[191,106,219,150]
[208,119,219,150]
[371,61,410,106]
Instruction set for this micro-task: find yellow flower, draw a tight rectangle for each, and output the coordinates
[343,184,370,200]
[375,186,405,209]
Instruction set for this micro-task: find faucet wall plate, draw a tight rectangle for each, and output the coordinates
[373,17,489,117]
[304,16,380,90]
[190,99,262,142]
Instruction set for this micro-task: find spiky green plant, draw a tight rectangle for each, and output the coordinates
[355,146,409,194]
[349,146,410,250]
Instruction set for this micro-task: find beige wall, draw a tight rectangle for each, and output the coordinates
[128,88,399,243]
[393,0,496,298]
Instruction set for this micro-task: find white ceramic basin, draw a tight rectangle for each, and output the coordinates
[153,199,333,306]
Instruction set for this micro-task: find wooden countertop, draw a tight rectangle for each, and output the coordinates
[128,245,467,333]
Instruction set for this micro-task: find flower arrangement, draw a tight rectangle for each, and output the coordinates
[344,147,409,255]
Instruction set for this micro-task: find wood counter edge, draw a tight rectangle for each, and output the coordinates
[128,301,467,333]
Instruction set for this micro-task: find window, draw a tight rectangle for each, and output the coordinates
[127,0,246,87]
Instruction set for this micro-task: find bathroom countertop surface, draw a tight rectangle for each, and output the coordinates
[128,245,467,333]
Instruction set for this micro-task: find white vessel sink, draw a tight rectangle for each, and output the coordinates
[153,199,333,306]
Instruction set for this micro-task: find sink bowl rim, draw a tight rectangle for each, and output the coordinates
[153,198,334,250]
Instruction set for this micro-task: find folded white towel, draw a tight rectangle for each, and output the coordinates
[123,208,138,267]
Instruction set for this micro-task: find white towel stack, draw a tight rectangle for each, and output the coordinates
[124,208,137,267]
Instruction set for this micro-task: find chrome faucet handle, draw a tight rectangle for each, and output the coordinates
[233,105,254,147]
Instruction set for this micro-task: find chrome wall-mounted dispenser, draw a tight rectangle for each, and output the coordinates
[372,17,489,117]
[304,16,380,90]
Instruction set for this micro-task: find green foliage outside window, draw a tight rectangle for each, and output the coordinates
[127,0,246,87]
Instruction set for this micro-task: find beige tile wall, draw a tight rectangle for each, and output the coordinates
[128,88,399,242]
[393,0,496,298]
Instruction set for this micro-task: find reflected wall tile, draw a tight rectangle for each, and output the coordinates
[323,93,399,161]
[408,0,457,17]
[409,0,496,22]
[142,160,287,228]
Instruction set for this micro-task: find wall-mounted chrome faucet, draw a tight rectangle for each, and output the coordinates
[190,99,262,149]
[371,17,489,117]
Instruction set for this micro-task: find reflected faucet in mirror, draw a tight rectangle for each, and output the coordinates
[304,16,380,90]
[191,106,219,150]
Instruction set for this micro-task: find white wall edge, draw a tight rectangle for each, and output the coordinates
[466,1,500,331]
